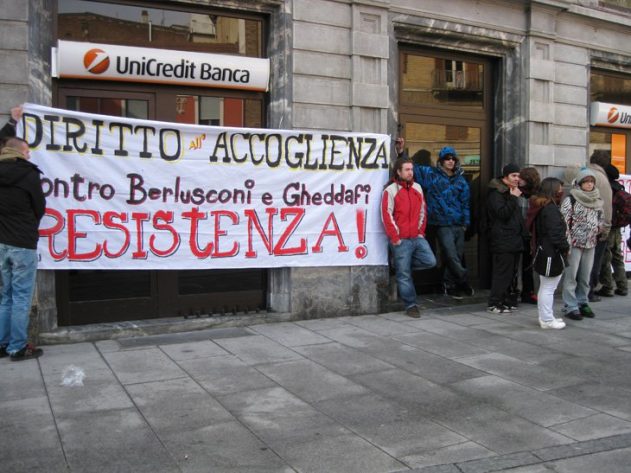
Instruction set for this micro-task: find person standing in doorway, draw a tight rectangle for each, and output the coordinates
[381,157,437,318]
[0,136,46,361]
[395,139,473,299]
[486,163,526,314]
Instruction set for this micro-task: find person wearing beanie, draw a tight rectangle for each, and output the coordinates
[560,167,604,321]
[485,163,526,313]
[597,164,628,297]
[587,149,613,301]
[394,139,474,300]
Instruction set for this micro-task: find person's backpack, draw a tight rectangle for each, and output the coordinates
[612,187,631,228]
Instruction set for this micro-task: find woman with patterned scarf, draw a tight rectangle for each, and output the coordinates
[560,167,604,321]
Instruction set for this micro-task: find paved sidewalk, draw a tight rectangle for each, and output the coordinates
[2,294,631,472]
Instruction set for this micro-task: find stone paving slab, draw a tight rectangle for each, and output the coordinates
[292,341,395,375]
[102,347,188,385]
[177,354,278,396]
[449,375,596,427]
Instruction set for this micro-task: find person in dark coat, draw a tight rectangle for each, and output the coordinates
[515,167,541,304]
[0,135,46,361]
[525,177,569,329]
[486,163,526,313]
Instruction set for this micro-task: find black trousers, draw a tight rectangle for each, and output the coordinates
[489,252,520,307]
[589,239,608,293]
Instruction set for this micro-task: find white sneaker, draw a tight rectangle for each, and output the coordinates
[539,318,566,330]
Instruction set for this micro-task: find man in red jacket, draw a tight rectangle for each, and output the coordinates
[381,157,436,317]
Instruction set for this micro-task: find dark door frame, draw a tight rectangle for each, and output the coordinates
[398,46,495,290]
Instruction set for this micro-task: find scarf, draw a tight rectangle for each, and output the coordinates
[569,187,603,210]
[0,146,25,162]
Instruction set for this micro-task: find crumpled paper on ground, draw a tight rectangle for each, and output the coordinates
[61,365,86,387]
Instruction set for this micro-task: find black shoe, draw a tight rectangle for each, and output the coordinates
[615,289,628,296]
[9,344,43,362]
[487,305,512,314]
[458,281,475,297]
[588,292,601,302]
[0,345,7,358]
[445,286,463,300]
[595,288,614,297]
[565,310,583,321]
[579,304,595,318]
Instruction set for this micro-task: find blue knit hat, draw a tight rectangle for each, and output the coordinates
[574,166,596,186]
[438,146,457,160]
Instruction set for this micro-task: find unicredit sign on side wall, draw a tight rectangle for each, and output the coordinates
[590,101,631,129]
[52,40,270,92]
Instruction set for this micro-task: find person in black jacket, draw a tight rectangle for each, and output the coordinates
[526,177,569,329]
[486,163,526,313]
[0,136,46,361]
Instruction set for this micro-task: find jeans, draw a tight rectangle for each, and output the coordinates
[435,225,466,288]
[563,246,594,312]
[537,274,562,322]
[390,237,436,309]
[599,228,628,293]
[0,243,38,354]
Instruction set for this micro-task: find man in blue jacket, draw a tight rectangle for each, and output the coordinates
[396,139,473,299]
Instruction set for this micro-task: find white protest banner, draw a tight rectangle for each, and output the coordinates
[19,104,390,269]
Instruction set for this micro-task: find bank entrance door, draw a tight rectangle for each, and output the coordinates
[398,49,494,292]
[55,84,267,325]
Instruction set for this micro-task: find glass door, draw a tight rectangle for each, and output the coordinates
[399,48,494,292]
[399,116,486,291]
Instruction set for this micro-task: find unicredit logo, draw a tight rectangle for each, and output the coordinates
[83,48,110,74]
[608,107,620,124]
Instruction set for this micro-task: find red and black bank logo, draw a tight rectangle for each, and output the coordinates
[608,107,620,124]
[83,48,110,74]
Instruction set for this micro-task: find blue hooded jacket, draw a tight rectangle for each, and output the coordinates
[413,162,471,227]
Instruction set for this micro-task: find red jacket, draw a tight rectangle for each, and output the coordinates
[381,179,427,243]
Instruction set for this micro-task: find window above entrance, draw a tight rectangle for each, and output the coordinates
[57,0,264,57]
[401,52,484,108]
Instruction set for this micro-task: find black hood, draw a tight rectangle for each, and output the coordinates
[0,158,41,187]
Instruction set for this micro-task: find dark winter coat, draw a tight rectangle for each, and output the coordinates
[0,148,46,249]
[413,163,470,227]
[486,178,525,253]
[527,200,569,259]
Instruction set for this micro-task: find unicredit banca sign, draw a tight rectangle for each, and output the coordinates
[590,101,631,129]
[52,40,270,92]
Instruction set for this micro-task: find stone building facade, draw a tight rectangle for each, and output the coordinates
[1,0,630,338]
